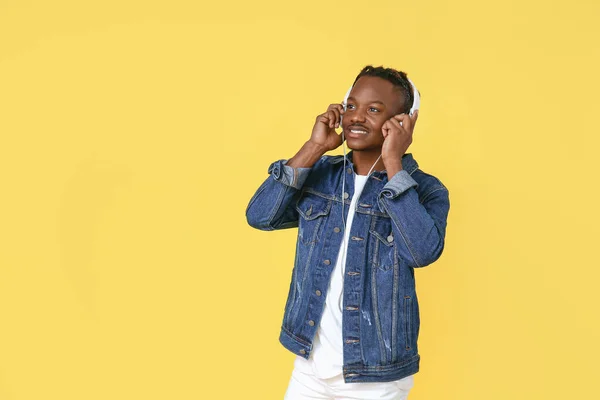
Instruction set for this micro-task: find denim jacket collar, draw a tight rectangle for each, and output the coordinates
[328,150,419,177]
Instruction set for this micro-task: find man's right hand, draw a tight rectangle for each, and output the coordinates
[284,104,346,169]
[309,104,345,152]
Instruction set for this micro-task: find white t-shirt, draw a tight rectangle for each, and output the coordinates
[294,172,369,378]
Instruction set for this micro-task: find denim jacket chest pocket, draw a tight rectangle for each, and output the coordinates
[295,192,332,245]
[369,217,397,272]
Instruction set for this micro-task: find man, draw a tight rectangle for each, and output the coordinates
[246,65,450,399]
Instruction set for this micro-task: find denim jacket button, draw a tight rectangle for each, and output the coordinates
[299,349,306,355]
[334,227,341,233]
[323,259,331,265]
[387,235,394,243]
[343,192,349,199]
[315,290,322,296]
[308,320,315,326]
[347,167,352,174]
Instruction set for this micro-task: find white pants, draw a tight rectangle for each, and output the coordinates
[283,360,414,400]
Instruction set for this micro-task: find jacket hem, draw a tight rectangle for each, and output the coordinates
[342,354,420,383]
[279,326,420,383]
[279,325,311,359]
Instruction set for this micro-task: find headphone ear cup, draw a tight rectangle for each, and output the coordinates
[342,86,352,108]
[407,78,420,116]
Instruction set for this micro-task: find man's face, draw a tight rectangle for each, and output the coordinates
[342,76,406,151]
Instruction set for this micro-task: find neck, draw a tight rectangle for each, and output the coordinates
[351,149,387,175]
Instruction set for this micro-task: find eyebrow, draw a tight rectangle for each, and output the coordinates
[347,96,385,106]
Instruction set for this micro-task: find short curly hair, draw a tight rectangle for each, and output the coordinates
[352,65,416,114]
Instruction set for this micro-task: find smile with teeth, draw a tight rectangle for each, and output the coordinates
[349,128,368,134]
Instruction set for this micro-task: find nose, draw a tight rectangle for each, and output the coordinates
[349,107,366,123]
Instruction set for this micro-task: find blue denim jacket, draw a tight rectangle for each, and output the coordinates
[246,150,450,383]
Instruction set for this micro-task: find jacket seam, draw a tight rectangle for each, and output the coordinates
[345,354,420,372]
[420,186,448,204]
[246,182,268,217]
[266,182,291,230]
[378,197,422,267]
[281,324,311,347]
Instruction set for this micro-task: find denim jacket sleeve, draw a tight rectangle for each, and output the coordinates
[245,158,315,231]
[376,169,450,268]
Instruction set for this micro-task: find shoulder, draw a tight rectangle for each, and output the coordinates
[411,167,449,201]
[412,167,448,190]
[309,154,343,174]
[299,154,344,190]
[405,153,448,199]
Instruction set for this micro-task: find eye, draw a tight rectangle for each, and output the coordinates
[346,104,355,110]
[369,107,380,112]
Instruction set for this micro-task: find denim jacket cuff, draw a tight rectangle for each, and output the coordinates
[267,159,312,190]
[380,169,418,198]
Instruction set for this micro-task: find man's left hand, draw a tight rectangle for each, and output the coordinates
[381,110,419,173]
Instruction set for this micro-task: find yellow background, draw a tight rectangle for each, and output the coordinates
[1,1,599,399]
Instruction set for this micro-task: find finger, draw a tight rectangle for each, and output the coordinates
[389,117,406,133]
[328,103,344,117]
[332,103,345,116]
[318,113,330,125]
[408,110,418,129]
[382,120,394,139]
[324,111,332,128]
[392,113,406,126]
[331,110,340,128]
[327,110,337,128]
[331,108,340,128]
[335,104,344,126]
[411,109,419,123]
[393,113,411,132]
